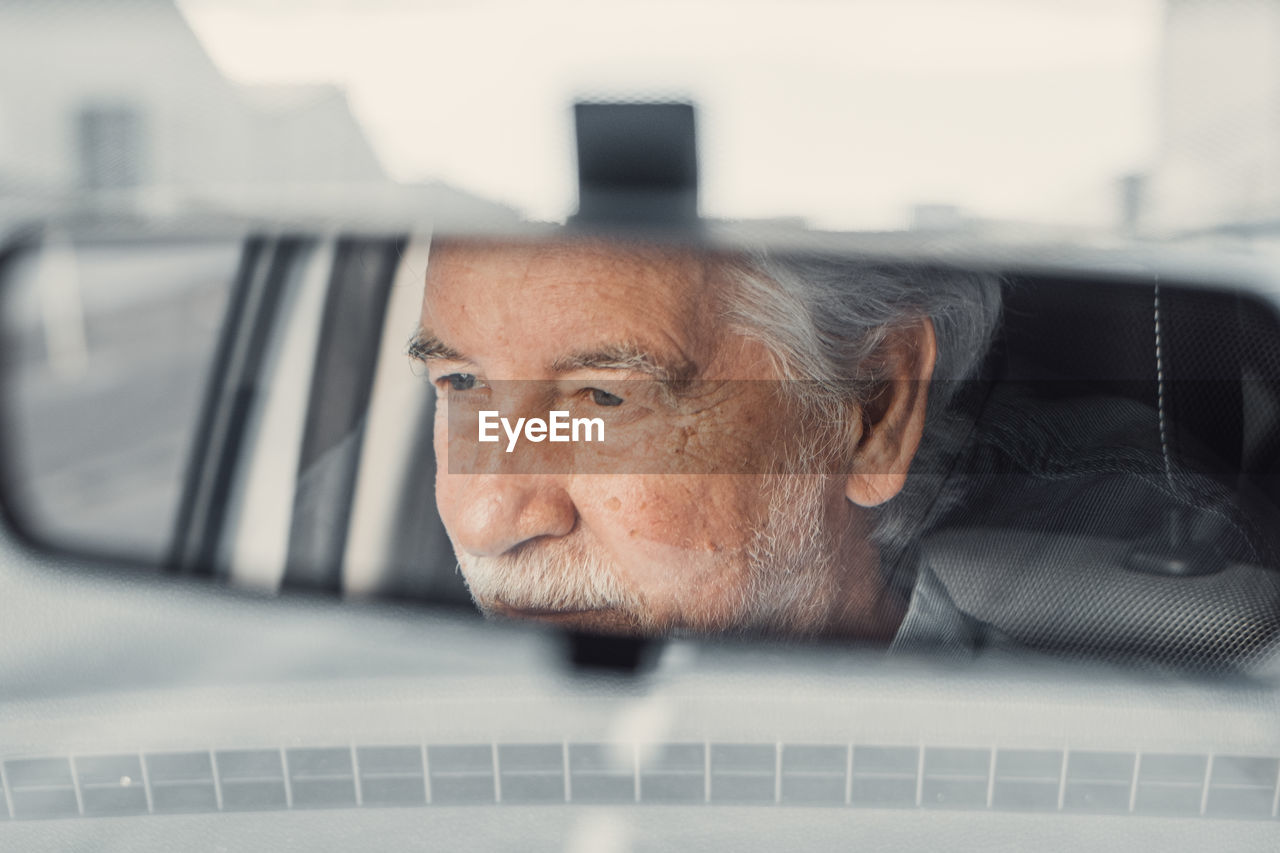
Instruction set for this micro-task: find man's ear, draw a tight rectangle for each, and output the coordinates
[845,318,937,507]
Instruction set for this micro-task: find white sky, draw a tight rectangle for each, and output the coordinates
[177,0,1162,230]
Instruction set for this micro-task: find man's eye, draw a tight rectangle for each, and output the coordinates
[441,373,477,391]
[589,388,624,407]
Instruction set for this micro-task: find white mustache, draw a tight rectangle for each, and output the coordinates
[456,541,643,617]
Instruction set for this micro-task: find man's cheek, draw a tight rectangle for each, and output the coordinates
[581,480,749,590]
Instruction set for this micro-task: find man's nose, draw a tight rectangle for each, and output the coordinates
[447,474,577,558]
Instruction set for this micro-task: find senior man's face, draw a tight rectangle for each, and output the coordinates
[417,238,933,640]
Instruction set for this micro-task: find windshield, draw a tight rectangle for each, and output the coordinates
[0,0,1188,235]
[172,0,1161,233]
[1,3,1280,848]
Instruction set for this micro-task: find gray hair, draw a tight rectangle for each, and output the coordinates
[720,251,1004,592]
[722,251,1002,418]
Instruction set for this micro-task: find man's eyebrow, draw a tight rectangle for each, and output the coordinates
[551,344,697,390]
[406,330,464,362]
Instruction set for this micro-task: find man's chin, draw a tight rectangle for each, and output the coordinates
[486,601,650,636]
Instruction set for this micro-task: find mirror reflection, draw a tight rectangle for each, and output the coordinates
[3,230,1280,670]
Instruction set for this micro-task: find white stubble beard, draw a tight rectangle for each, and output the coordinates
[452,468,844,637]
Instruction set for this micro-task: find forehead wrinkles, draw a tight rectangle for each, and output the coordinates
[424,239,722,362]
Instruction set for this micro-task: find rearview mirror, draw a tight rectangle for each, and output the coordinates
[2,225,1279,671]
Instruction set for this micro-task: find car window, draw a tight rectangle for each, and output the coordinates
[0,234,241,561]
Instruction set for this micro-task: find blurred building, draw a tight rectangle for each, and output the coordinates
[1144,0,1280,235]
[0,0,515,228]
